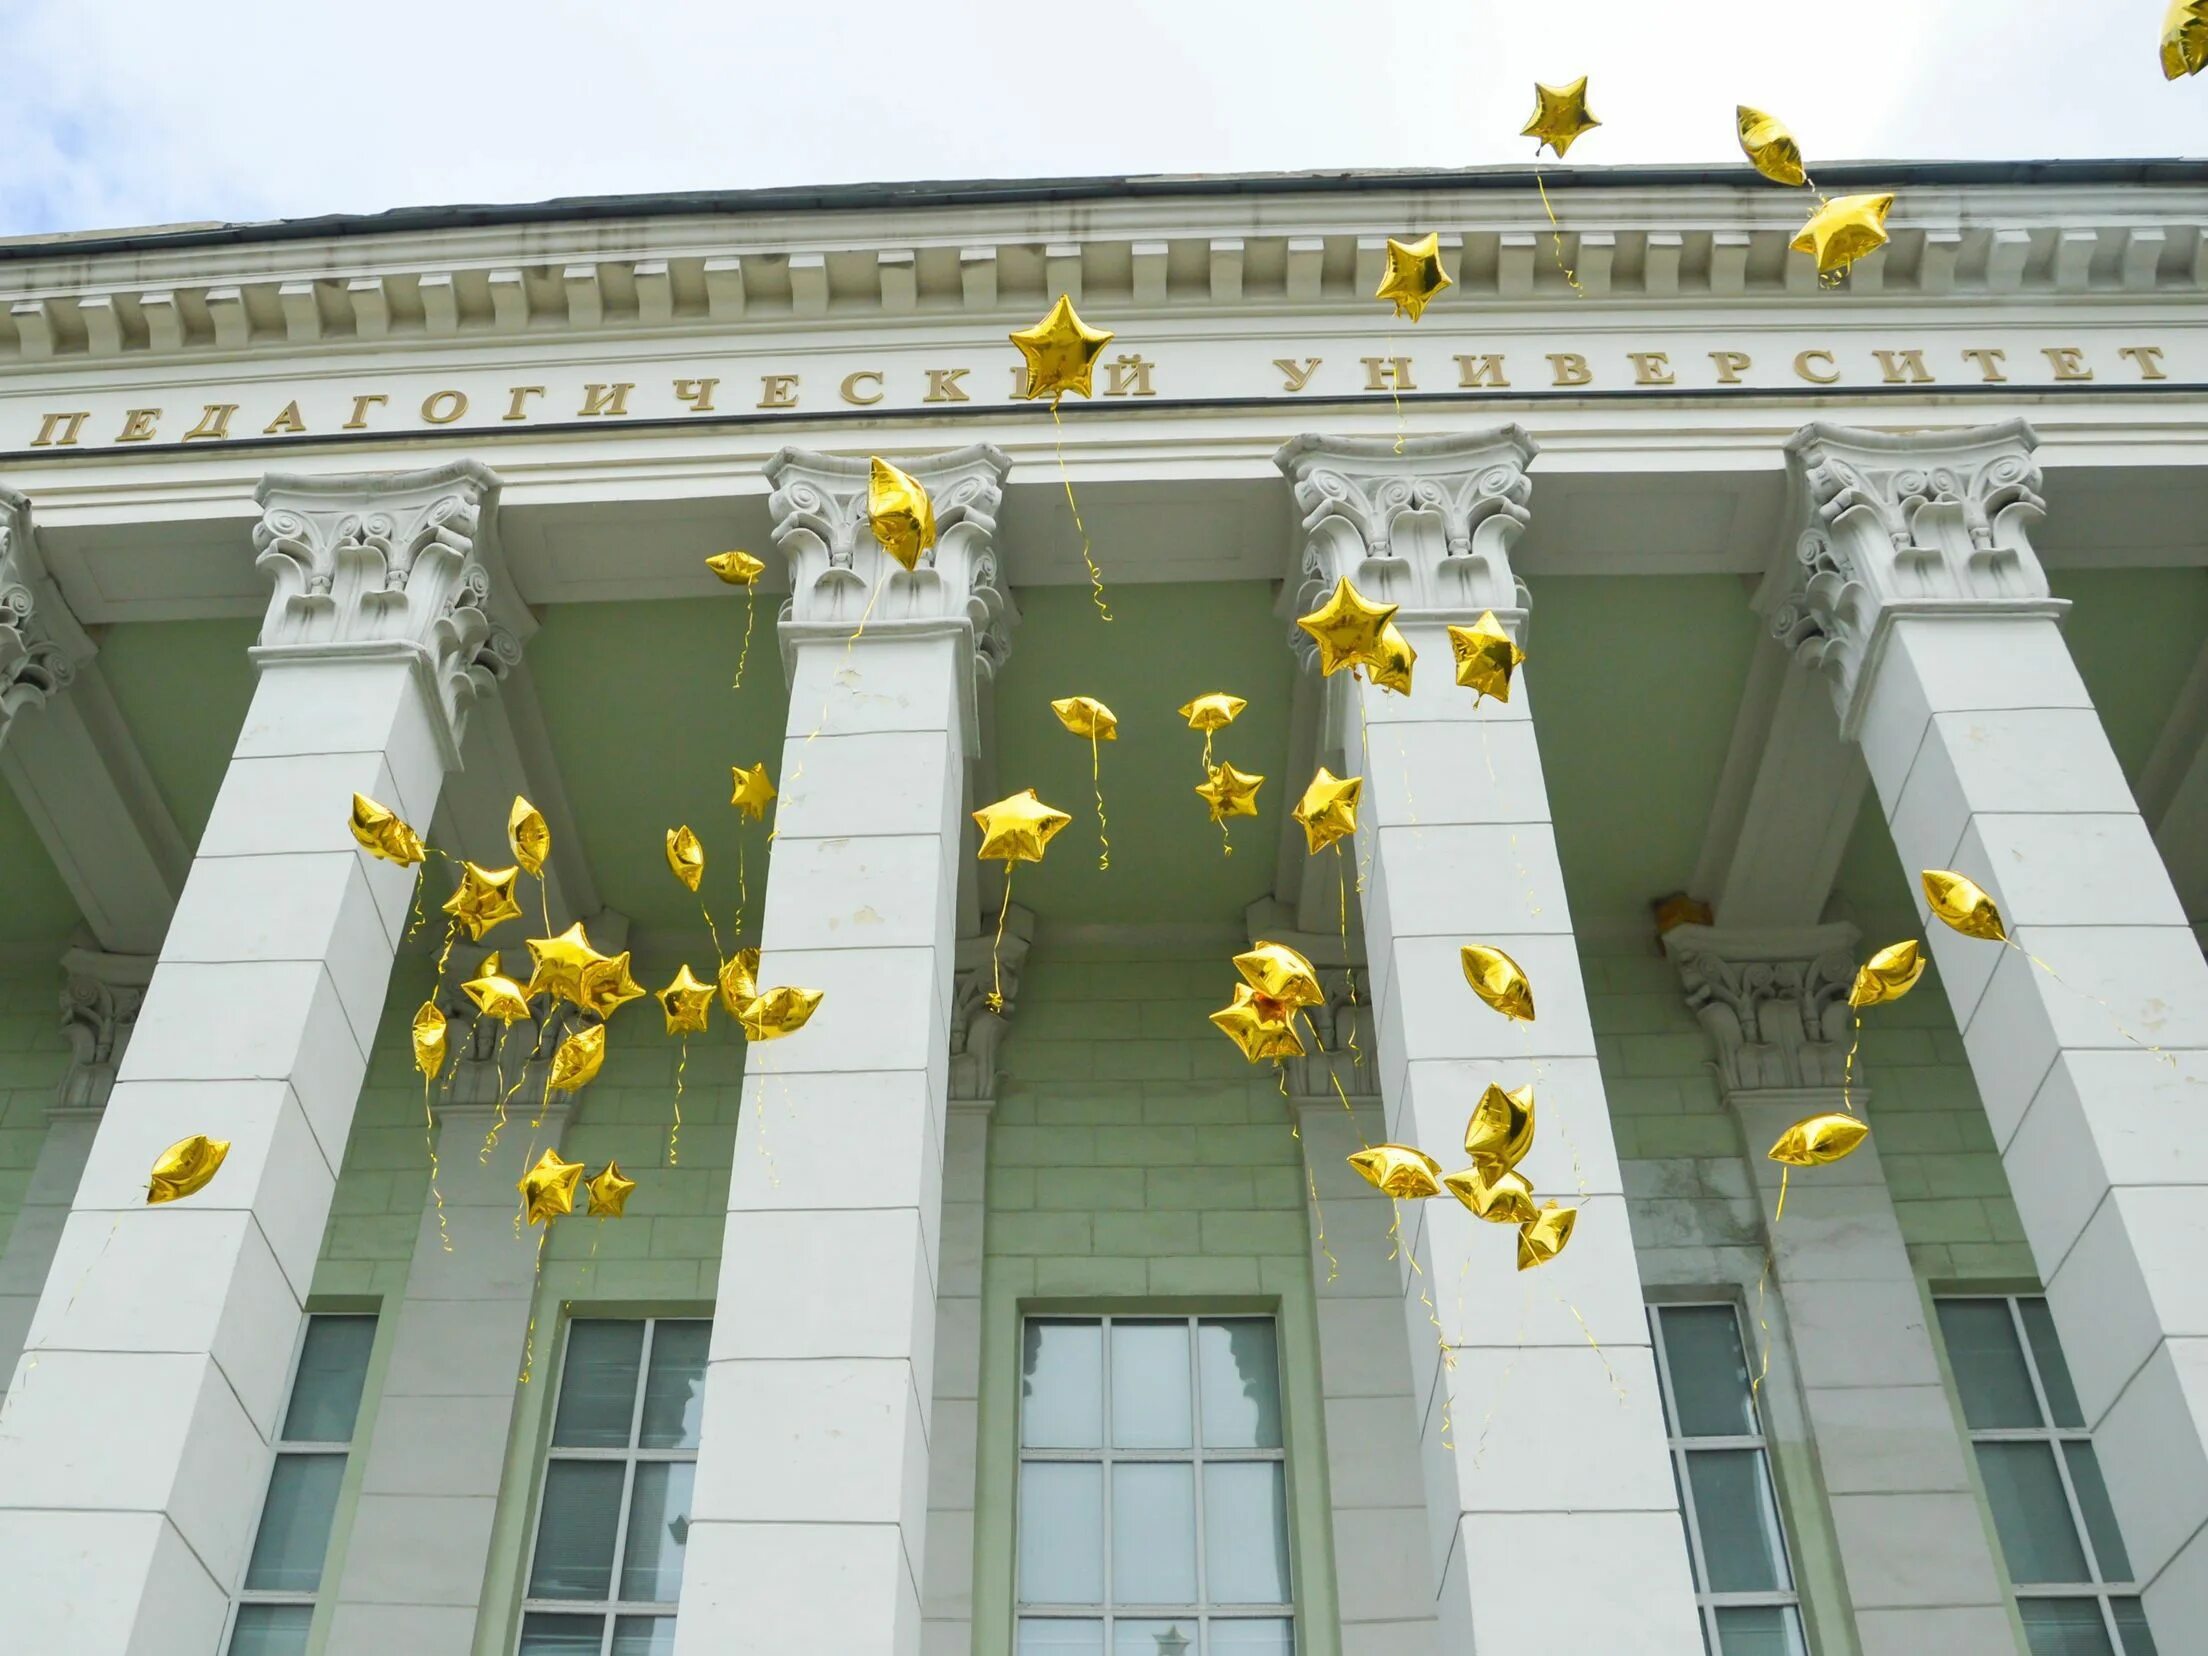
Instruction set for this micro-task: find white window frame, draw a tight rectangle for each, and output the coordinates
[516,1316,707,1656]
[1938,1293,2151,1650]
[1646,1300,1807,1654]
[1015,1312,1296,1652]
[222,1310,378,1653]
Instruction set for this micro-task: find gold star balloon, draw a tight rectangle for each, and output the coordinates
[1736,106,1807,187]
[508,796,550,877]
[869,456,937,572]
[1517,1200,1578,1270]
[1462,944,1536,1022]
[729,763,778,821]
[1448,611,1527,703]
[349,793,424,868]
[1296,576,1399,679]
[1849,940,1926,1009]
[1522,77,1600,158]
[1347,1144,1445,1201]
[1011,293,1114,404]
[148,1133,230,1205]
[1792,192,1894,277]
[1293,767,1363,855]
[412,999,449,1081]
[705,549,765,586]
[578,952,646,1021]
[526,922,605,1007]
[462,966,532,1025]
[1178,693,1246,733]
[1052,696,1117,741]
[1442,1164,1539,1226]
[586,1160,637,1218]
[1922,869,2008,942]
[1196,762,1264,824]
[2165,0,2208,77]
[974,789,1074,863]
[1234,941,1324,1012]
[740,985,824,1041]
[1369,622,1416,696]
[1463,1082,1536,1173]
[1374,233,1452,322]
[666,826,705,893]
[1768,1110,1871,1168]
[518,1147,585,1225]
[1210,983,1307,1063]
[659,964,714,1036]
[547,1023,607,1093]
[443,862,523,942]
[717,947,761,1016]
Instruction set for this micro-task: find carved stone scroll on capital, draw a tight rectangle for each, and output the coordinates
[1661,922,1862,1094]
[0,489,92,743]
[951,903,1035,1105]
[56,948,153,1113]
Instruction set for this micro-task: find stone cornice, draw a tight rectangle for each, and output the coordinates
[1661,921,1863,1095]
[951,903,1035,1106]
[0,487,91,740]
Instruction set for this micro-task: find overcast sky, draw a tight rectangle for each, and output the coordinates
[0,0,2191,238]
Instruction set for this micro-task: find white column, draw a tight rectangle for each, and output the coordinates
[0,462,518,1653]
[1772,419,2208,1643]
[676,444,1013,1656]
[1275,433,1702,1651]
[1664,922,2014,1653]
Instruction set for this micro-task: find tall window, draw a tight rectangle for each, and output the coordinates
[1017,1315,1295,1654]
[518,1318,708,1656]
[1935,1295,2157,1655]
[225,1312,378,1656]
[1646,1302,1806,1656]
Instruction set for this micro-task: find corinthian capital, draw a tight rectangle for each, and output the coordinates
[1274,430,1538,665]
[252,461,523,762]
[1764,420,2063,735]
[1661,921,1861,1095]
[0,489,92,742]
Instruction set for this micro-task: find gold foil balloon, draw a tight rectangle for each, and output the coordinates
[508,796,550,876]
[666,826,705,893]
[1368,622,1416,697]
[1922,869,2008,942]
[548,1023,607,1093]
[1461,944,1536,1022]
[2165,0,2208,77]
[1448,611,1527,703]
[578,952,646,1021]
[705,549,765,586]
[412,999,449,1081]
[462,967,532,1025]
[1234,941,1324,1012]
[729,763,778,821]
[1736,106,1807,187]
[717,947,761,1016]
[1011,293,1114,403]
[1522,77,1600,158]
[518,1148,585,1225]
[1347,1144,1445,1201]
[148,1134,230,1205]
[1768,1111,1870,1167]
[659,965,714,1036]
[1296,576,1400,678]
[740,985,824,1041]
[868,456,937,572]
[1792,193,1894,277]
[526,922,605,1006]
[1293,767,1363,855]
[443,862,523,942]
[349,793,424,867]
[1443,1164,1539,1225]
[1196,762,1264,824]
[586,1160,637,1218]
[973,788,1074,863]
[1051,696,1117,741]
[1850,940,1926,1009]
[1517,1200,1578,1270]
[1463,1082,1536,1173]
[1210,983,1307,1062]
[1178,693,1246,733]
[1373,232,1452,322]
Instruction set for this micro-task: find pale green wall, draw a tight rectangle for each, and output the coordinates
[0,964,71,1241]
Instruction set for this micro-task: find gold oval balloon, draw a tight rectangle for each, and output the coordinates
[1443,1165,1539,1226]
[1051,696,1118,741]
[868,456,937,572]
[518,1148,585,1225]
[148,1133,230,1205]
[705,549,765,586]
[1736,105,1807,187]
[349,793,425,868]
[1768,1110,1871,1167]
[1849,939,1926,1009]
[1461,945,1536,1022]
[1368,621,1416,697]
[974,788,1074,863]
[1463,1082,1535,1172]
[1347,1144,1445,1201]
[1234,942,1324,1012]
[411,999,449,1081]
[508,796,551,876]
[2165,0,2208,78]
[666,826,705,893]
[1448,611,1527,703]
[1011,294,1115,403]
[717,947,761,1016]
[547,1023,607,1093]
[1517,1200,1578,1270]
[740,985,825,1041]
[1922,869,2008,942]
[1210,984,1306,1063]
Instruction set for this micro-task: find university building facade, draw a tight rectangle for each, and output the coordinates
[0,160,2202,1656]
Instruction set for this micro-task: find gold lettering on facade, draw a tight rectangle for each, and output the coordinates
[1548,353,1592,388]
[1708,351,1752,384]
[343,394,389,431]
[1454,355,1508,389]
[1276,357,1323,392]
[30,411,89,448]
[1628,352,1674,387]
[1793,350,1840,385]
[420,389,468,425]
[182,404,237,441]
[2120,345,2169,380]
[1104,355,1157,396]
[673,378,719,411]
[1961,348,2009,382]
[579,383,635,417]
[924,368,970,403]
[264,402,307,435]
[1362,357,1415,392]
[504,386,546,422]
[840,370,885,407]
[757,375,800,410]
[1873,350,1934,385]
[2043,347,2093,381]
[116,408,162,443]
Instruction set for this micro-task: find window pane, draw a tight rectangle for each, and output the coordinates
[1112,1462,1197,1604]
[1023,1320,1104,1449]
[1937,1300,2043,1429]
[1977,1442,2092,1583]
[1211,1621,1296,1655]
[242,1452,346,1591]
[1111,1321,1192,1450]
[1019,1462,1103,1604]
[639,1321,710,1450]
[2064,1443,2134,1582]
[553,1322,645,1449]
[2019,1597,2116,1656]
[620,1460,694,1603]
[529,1459,627,1599]
[1685,1449,1790,1593]
[1205,1461,1293,1605]
[2021,1299,2086,1429]
[612,1615,679,1656]
[519,1613,606,1655]
[226,1603,313,1656]
[1200,1319,1283,1450]
[281,1315,375,1444]
[1714,1604,1807,1656]
[1658,1306,1756,1439]
[1114,1618,1201,1654]
[2112,1597,2158,1655]
[1018,1621,1104,1654]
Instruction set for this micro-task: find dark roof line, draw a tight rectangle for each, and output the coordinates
[5,158,2205,264]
